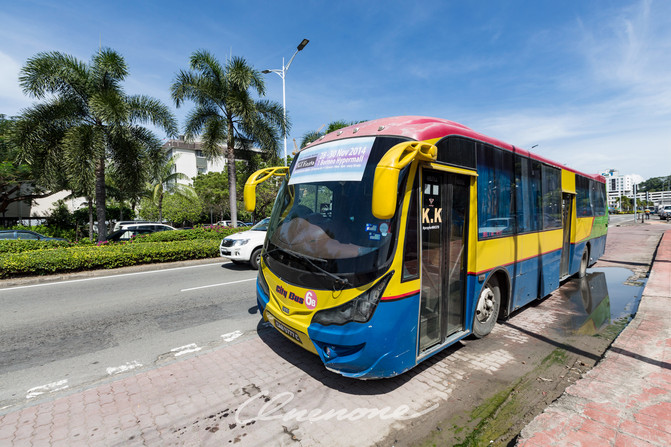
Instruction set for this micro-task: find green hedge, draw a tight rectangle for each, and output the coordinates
[0,226,253,278]
[0,239,220,278]
[132,226,246,243]
[0,240,75,254]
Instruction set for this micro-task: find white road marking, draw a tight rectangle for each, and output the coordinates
[222,330,243,342]
[171,343,202,356]
[26,379,69,399]
[106,360,143,375]
[180,278,256,292]
[0,261,225,292]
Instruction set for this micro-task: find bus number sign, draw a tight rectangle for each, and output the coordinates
[305,291,317,309]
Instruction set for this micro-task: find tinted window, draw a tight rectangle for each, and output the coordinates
[576,175,592,217]
[542,165,562,229]
[477,144,515,239]
[402,170,419,281]
[591,181,606,216]
[436,137,476,170]
[17,231,39,240]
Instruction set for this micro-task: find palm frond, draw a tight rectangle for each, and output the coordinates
[127,95,178,137]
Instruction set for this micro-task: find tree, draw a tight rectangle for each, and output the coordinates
[161,192,203,226]
[15,49,177,240]
[192,171,229,222]
[299,120,363,148]
[171,51,287,227]
[0,114,57,222]
[638,175,671,193]
[148,153,195,222]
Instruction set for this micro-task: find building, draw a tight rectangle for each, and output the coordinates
[601,169,671,210]
[162,136,264,185]
[600,169,644,210]
[162,136,224,182]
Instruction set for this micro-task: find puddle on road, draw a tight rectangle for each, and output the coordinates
[552,267,647,337]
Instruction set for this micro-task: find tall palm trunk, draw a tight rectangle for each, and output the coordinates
[227,118,237,227]
[87,196,94,242]
[158,189,164,222]
[95,155,107,241]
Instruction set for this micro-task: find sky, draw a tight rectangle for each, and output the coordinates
[1,0,670,180]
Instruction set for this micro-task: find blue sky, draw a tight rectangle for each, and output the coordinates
[1,0,670,179]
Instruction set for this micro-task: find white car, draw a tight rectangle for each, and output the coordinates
[219,218,269,269]
[659,205,671,220]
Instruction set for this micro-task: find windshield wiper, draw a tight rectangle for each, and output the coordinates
[265,245,353,288]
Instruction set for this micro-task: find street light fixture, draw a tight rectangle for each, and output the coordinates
[262,38,310,166]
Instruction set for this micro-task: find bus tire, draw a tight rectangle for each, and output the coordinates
[473,278,501,338]
[250,248,262,270]
[578,248,589,278]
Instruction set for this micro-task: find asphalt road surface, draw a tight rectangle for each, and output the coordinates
[0,260,260,408]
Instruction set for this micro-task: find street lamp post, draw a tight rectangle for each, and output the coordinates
[262,38,309,166]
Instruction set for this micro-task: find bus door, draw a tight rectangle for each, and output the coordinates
[560,193,573,277]
[418,169,469,353]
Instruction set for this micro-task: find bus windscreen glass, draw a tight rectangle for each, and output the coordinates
[265,136,408,289]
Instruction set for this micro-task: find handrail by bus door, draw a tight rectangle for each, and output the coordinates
[244,166,289,212]
[372,141,437,219]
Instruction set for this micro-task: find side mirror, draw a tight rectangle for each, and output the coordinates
[372,141,437,219]
[244,167,289,212]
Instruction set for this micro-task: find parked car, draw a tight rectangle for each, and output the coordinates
[105,224,175,242]
[0,230,67,241]
[105,228,156,242]
[119,223,176,232]
[219,218,270,269]
[659,205,671,220]
[215,220,253,227]
[115,221,175,232]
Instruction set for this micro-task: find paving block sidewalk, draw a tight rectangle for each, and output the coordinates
[518,229,671,446]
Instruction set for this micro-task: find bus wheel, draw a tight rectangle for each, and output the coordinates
[473,279,500,338]
[250,248,262,270]
[578,249,589,278]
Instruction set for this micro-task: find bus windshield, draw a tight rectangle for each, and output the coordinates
[265,136,409,289]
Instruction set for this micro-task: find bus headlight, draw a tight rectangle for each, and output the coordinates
[258,269,270,296]
[312,273,392,325]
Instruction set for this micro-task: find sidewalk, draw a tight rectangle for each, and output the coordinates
[518,229,671,446]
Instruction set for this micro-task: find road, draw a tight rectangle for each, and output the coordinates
[0,260,260,408]
[0,222,669,445]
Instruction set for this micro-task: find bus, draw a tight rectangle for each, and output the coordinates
[244,116,608,379]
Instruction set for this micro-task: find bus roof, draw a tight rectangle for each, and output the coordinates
[304,116,604,183]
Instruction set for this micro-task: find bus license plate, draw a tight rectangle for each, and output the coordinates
[274,319,303,344]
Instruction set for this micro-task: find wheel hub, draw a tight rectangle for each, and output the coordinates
[476,288,495,322]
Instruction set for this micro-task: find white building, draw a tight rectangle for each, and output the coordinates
[162,136,264,185]
[601,169,671,210]
[600,169,644,209]
[163,136,224,182]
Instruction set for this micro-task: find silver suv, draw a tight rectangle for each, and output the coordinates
[660,205,671,220]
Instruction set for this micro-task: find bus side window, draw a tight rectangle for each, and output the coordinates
[577,175,592,217]
[402,172,420,281]
[542,165,562,229]
[476,144,515,239]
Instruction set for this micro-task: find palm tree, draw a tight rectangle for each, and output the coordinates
[15,49,177,240]
[148,153,196,222]
[299,120,362,148]
[171,51,287,227]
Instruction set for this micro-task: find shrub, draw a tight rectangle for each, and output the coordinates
[0,239,220,278]
[0,240,73,254]
[0,224,250,278]
[126,226,247,243]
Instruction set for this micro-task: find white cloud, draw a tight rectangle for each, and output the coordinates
[459,0,671,180]
[0,51,30,115]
